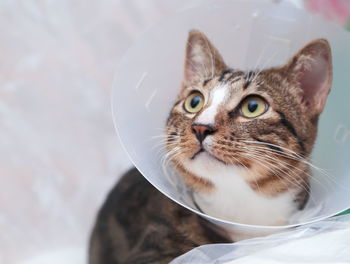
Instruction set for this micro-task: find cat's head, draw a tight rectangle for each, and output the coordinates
[165,30,332,201]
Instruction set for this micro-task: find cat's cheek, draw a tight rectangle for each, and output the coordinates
[172,142,201,166]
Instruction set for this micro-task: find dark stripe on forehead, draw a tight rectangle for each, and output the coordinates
[218,69,232,81]
[243,71,254,89]
[203,78,212,86]
[226,71,244,83]
[276,111,306,153]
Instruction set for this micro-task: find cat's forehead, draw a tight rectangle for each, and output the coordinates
[203,69,287,101]
[204,70,246,92]
[201,70,264,101]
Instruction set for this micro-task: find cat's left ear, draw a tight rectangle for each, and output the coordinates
[184,30,227,86]
[285,39,332,115]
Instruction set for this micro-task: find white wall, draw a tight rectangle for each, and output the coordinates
[0,0,281,263]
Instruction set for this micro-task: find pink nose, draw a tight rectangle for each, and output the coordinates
[191,124,216,143]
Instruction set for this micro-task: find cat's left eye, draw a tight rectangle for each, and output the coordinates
[184,91,205,113]
[240,96,268,118]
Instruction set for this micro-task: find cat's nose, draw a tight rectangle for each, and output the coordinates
[191,124,216,143]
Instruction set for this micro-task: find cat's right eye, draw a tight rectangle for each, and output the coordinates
[240,95,268,118]
[184,91,205,113]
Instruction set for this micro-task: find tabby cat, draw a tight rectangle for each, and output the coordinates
[89,30,332,264]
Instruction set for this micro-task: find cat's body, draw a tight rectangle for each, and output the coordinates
[90,30,332,263]
[89,168,230,264]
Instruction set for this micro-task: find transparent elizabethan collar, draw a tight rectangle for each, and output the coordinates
[112,1,350,234]
[170,214,350,264]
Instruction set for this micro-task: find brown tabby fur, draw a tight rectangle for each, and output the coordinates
[166,30,331,201]
[89,30,332,263]
[89,168,230,264]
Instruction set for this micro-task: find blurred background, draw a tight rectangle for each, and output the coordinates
[0,0,349,263]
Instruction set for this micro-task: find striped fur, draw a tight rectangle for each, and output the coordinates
[89,168,229,264]
[89,30,332,263]
[166,30,332,225]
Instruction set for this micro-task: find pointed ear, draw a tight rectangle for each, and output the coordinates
[184,30,227,86]
[286,39,332,115]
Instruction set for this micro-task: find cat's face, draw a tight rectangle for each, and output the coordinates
[166,30,332,201]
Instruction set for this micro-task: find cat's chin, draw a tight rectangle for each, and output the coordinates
[183,150,242,184]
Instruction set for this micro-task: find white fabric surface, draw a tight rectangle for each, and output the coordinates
[171,215,350,263]
[226,227,350,264]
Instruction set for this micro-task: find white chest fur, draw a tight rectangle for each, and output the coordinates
[185,152,297,227]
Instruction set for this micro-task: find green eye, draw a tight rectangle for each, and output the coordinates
[184,92,205,113]
[240,96,268,118]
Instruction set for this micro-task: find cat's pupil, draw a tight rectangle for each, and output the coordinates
[191,96,201,108]
[248,101,258,112]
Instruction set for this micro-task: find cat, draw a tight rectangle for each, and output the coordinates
[89,30,332,264]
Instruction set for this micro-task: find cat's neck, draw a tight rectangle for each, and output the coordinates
[186,153,297,226]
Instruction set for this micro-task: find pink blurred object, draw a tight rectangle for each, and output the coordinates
[305,0,350,26]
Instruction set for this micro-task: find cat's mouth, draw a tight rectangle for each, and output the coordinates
[190,148,205,160]
[190,147,227,165]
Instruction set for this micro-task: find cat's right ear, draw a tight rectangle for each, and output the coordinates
[285,39,333,116]
[183,30,226,86]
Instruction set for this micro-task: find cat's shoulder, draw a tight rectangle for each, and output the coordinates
[90,167,230,264]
